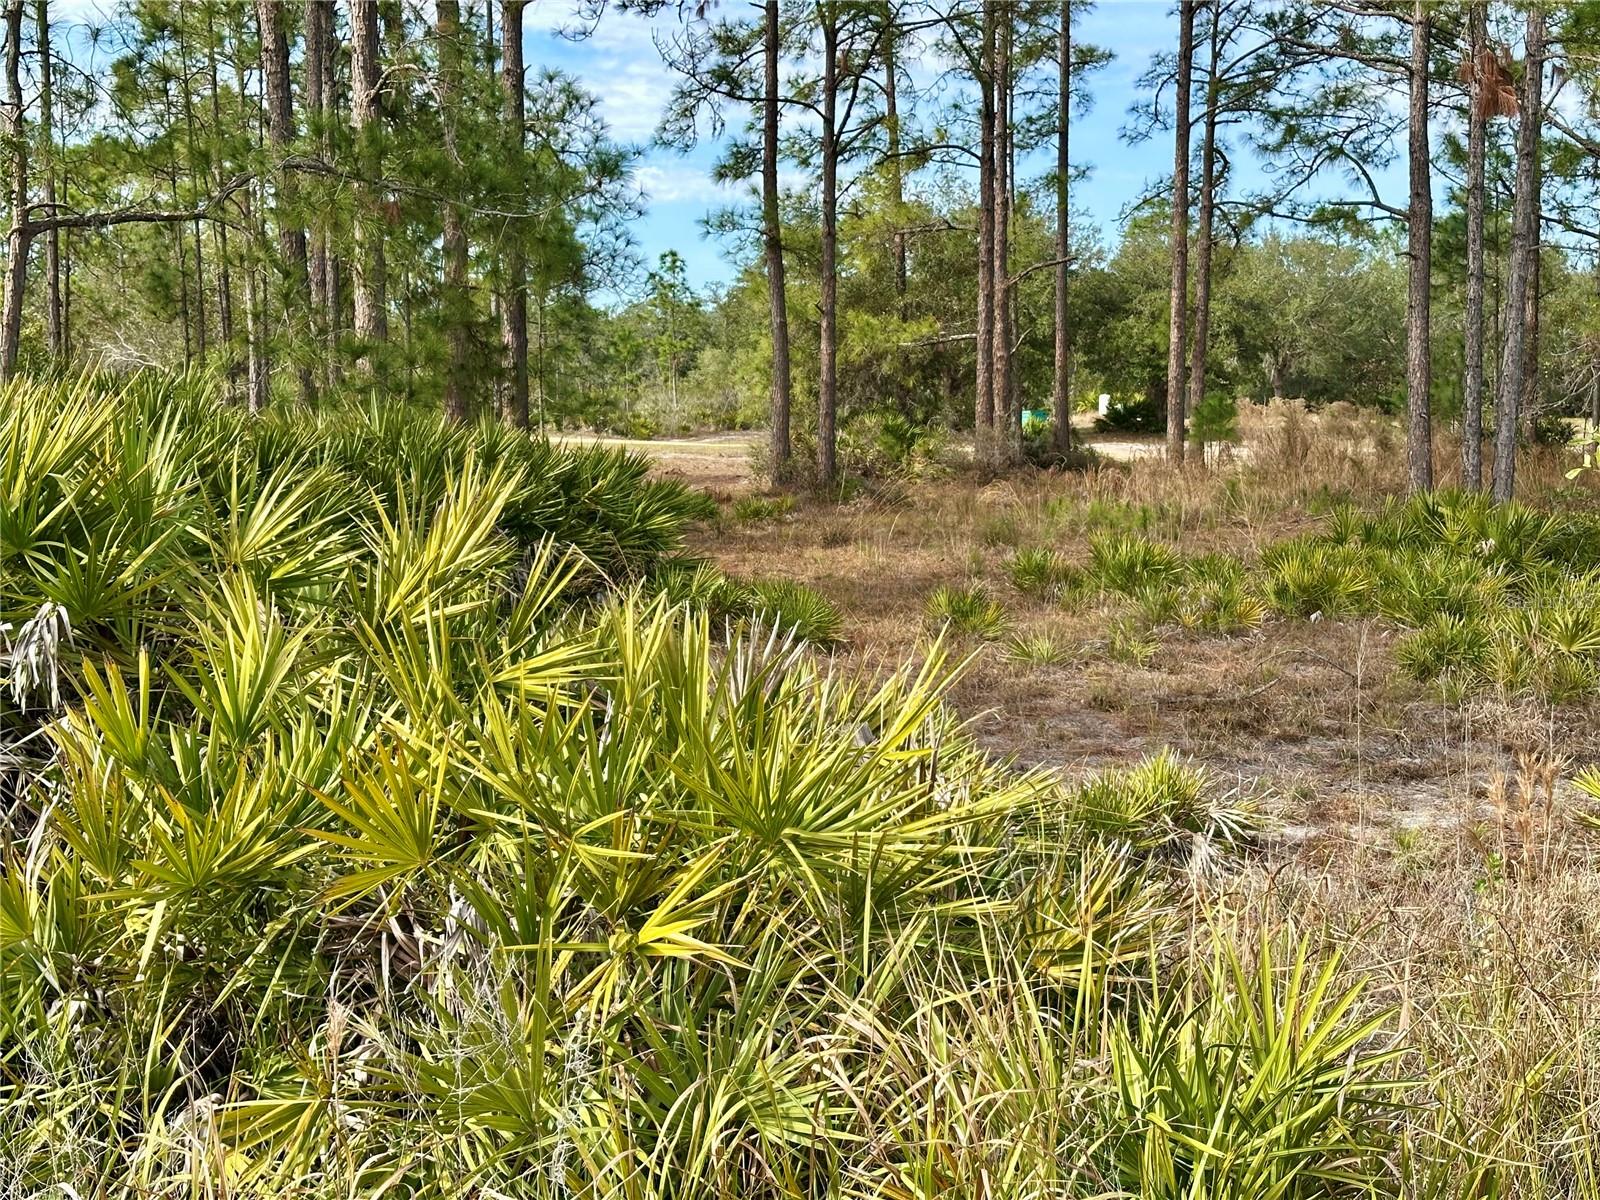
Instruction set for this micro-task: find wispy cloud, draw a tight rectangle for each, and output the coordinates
[635,163,747,205]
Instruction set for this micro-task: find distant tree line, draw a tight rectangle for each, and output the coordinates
[4,1,1600,501]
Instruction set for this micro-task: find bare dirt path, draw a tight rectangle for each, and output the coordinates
[558,427,1170,492]
[554,430,758,493]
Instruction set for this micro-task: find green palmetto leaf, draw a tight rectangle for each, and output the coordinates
[135,766,316,898]
[166,572,323,748]
[310,741,450,902]
[203,452,360,594]
[1110,929,1405,1200]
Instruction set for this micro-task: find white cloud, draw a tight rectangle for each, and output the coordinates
[635,162,746,205]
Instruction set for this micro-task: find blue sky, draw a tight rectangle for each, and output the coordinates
[50,0,1414,301]
[530,2,1181,296]
[529,0,1414,303]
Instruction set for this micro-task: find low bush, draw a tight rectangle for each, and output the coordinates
[1006,546,1080,598]
[743,578,844,645]
[925,582,1010,639]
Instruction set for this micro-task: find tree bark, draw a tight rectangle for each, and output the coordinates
[35,0,59,360]
[205,8,237,398]
[974,0,996,469]
[885,11,909,422]
[817,11,840,487]
[992,5,1017,466]
[499,0,530,429]
[257,0,315,405]
[1522,192,1541,428]
[351,0,388,379]
[1404,0,1433,492]
[1051,0,1072,453]
[1492,5,1544,503]
[438,0,471,423]
[1462,0,1486,491]
[243,193,270,413]
[1164,0,1194,464]
[0,0,31,381]
[763,0,793,480]
[304,0,337,384]
[1187,0,1220,442]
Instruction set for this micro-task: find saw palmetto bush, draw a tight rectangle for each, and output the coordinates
[1072,492,1600,705]
[0,375,1421,1198]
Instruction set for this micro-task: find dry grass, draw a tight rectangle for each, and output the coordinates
[677,404,1600,1194]
[693,407,1596,835]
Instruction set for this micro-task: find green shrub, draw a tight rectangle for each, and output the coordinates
[1107,615,1161,666]
[1107,934,1402,1200]
[731,493,796,523]
[926,583,1009,639]
[1259,539,1373,618]
[743,578,844,646]
[1395,613,1492,683]
[1071,751,1261,855]
[1003,630,1071,666]
[1188,391,1239,450]
[1088,533,1185,596]
[1007,547,1080,599]
[1094,393,1166,434]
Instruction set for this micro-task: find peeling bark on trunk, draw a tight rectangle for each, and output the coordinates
[36,1,60,360]
[1051,0,1072,454]
[992,7,1017,467]
[352,0,388,380]
[1,0,31,381]
[885,14,909,423]
[974,1,996,470]
[305,0,337,384]
[438,0,471,423]
[499,0,530,429]
[817,14,840,487]
[258,0,315,405]
[1187,0,1220,441]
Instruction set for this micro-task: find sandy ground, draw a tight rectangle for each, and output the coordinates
[557,425,1175,494]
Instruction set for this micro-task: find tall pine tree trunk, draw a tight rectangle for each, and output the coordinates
[1492,6,1544,503]
[763,0,793,481]
[258,0,315,405]
[885,12,909,421]
[1522,194,1541,428]
[438,0,471,423]
[243,192,270,413]
[203,7,236,398]
[1462,0,1486,491]
[0,0,31,381]
[305,0,337,385]
[1164,0,1194,464]
[992,9,1018,466]
[817,12,840,487]
[1051,0,1072,453]
[974,1,996,470]
[352,0,388,380]
[1404,0,1433,492]
[1187,0,1220,442]
[36,1,60,360]
[499,0,530,429]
